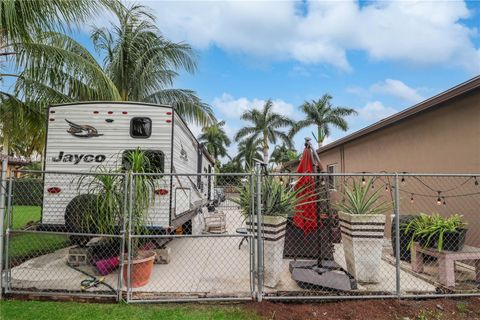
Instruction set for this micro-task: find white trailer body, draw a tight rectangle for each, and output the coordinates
[41,102,215,231]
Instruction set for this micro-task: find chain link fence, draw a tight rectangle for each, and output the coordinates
[1,170,479,302]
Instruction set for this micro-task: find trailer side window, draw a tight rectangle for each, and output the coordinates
[122,150,164,177]
[130,117,152,138]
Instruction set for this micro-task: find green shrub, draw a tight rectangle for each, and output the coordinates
[10,179,43,206]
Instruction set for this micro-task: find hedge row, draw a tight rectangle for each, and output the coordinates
[8,179,44,206]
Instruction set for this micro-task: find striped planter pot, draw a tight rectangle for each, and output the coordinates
[247,215,287,288]
[338,212,386,283]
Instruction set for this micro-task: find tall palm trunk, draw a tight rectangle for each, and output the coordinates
[317,125,324,148]
[263,131,269,163]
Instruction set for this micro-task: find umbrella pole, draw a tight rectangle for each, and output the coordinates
[305,141,322,265]
[307,140,331,265]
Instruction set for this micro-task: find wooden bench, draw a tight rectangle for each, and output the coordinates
[411,243,480,287]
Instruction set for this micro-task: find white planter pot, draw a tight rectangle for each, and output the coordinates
[338,211,386,283]
[247,215,286,288]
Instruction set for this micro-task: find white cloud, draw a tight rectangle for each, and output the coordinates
[358,101,397,121]
[371,79,424,103]
[212,93,295,119]
[141,0,479,73]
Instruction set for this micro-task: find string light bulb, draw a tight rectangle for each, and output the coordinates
[401,173,406,185]
[410,193,414,203]
[437,191,442,205]
[321,177,325,186]
[361,175,366,185]
[475,177,479,186]
[442,197,446,206]
[385,184,389,192]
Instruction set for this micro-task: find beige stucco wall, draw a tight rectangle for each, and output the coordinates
[319,89,480,174]
[319,89,480,246]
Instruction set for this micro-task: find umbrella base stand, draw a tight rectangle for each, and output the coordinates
[289,260,357,291]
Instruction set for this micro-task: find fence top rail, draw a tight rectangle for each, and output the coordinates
[12,170,480,178]
[270,172,480,177]
[131,172,251,177]
[15,170,127,176]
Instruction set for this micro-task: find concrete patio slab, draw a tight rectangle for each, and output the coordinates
[7,206,436,297]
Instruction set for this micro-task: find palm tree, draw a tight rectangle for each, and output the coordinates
[234,136,263,170]
[289,94,357,147]
[0,0,108,156]
[89,2,214,124]
[12,1,213,127]
[234,100,294,163]
[5,1,213,155]
[198,120,231,166]
[270,144,297,166]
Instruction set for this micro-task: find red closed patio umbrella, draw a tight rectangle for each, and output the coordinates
[293,145,318,234]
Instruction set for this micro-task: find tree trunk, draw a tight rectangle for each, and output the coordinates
[263,131,269,163]
[317,125,324,148]
[263,147,269,163]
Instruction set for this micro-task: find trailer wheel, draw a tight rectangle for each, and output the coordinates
[65,194,99,246]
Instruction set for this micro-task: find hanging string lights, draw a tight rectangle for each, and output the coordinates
[357,173,479,207]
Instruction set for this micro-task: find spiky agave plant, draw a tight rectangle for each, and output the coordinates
[234,175,323,219]
[335,178,392,215]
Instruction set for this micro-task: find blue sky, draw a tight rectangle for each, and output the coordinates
[142,0,479,158]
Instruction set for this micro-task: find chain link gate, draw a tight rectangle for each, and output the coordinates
[125,172,257,302]
[1,171,128,299]
[1,169,480,302]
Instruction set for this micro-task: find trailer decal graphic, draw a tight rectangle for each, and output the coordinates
[66,119,104,138]
[52,151,106,164]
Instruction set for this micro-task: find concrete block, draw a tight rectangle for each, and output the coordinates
[154,247,171,264]
[68,247,91,266]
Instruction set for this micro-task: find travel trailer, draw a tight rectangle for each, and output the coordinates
[41,102,215,233]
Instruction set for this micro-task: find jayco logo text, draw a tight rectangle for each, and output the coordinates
[52,151,106,164]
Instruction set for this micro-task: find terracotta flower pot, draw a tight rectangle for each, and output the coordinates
[123,250,156,288]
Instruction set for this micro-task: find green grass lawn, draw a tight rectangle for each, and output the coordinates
[8,233,70,261]
[7,206,69,262]
[10,205,41,230]
[0,300,258,320]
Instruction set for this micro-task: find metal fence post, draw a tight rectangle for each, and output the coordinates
[255,164,263,302]
[0,159,8,300]
[117,173,129,302]
[394,173,402,298]
[126,173,134,302]
[249,171,256,298]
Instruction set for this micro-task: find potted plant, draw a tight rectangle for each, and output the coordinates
[391,215,417,262]
[406,213,467,252]
[235,175,320,288]
[335,178,392,283]
[78,149,158,287]
[122,149,158,287]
